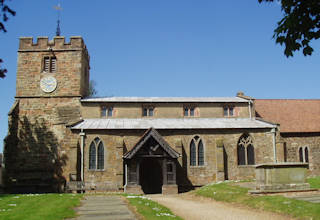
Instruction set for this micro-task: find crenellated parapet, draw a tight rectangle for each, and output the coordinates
[19,36,87,51]
[16,35,90,98]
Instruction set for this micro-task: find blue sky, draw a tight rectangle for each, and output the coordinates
[1,0,319,152]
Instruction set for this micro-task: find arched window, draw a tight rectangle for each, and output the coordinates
[305,147,309,163]
[298,146,309,163]
[237,134,255,165]
[198,140,204,166]
[247,144,255,165]
[190,139,196,166]
[283,142,287,162]
[89,142,96,169]
[237,145,245,165]
[89,137,105,170]
[97,142,104,169]
[190,136,205,166]
[299,147,303,162]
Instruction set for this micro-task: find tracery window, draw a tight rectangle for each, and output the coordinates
[89,137,104,170]
[190,136,205,166]
[298,146,309,163]
[237,133,255,165]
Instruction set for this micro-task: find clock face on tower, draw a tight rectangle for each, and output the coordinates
[40,76,57,93]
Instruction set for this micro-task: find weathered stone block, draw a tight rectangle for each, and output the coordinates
[162,184,178,194]
[125,185,143,194]
[255,163,310,192]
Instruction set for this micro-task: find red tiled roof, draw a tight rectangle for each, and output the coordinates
[255,99,320,133]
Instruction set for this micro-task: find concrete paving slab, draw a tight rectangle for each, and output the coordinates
[69,195,137,220]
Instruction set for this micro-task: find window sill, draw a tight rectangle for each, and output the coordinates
[189,165,206,168]
[237,165,255,168]
[88,169,105,172]
[41,71,56,74]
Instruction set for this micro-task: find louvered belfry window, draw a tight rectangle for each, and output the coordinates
[44,57,50,72]
[43,56,57,73]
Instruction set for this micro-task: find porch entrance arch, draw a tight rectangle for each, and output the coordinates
[124,128,180,194]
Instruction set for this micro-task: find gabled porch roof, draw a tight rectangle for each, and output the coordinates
[123,127,180,159]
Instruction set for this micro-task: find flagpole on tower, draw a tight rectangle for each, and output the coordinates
[54,2,62,36]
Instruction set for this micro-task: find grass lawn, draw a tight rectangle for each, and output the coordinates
[196,179,320,220]
[0,193,83,220]
[125,195,183,220]
[308,176,320,189]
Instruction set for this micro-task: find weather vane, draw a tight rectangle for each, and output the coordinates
[54,2,62,36]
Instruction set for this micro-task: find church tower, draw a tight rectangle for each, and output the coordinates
[16,36,89,98]
[4,36,90,193]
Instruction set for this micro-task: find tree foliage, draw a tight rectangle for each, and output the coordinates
[259,0,320,57]
[0,0,15,78]
[88,80,98,97]
[0,59,7,78]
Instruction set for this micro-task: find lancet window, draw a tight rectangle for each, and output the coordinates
[299,146,309,163]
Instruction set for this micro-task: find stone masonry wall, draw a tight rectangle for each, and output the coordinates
[80,102,250,119]
[16,37,89,98]
[4,36,89,193]
[280,133,320,176]
[78,128,274,191]
[4,97,82,193]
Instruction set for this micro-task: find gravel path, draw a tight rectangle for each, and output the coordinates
[148,193,294,220]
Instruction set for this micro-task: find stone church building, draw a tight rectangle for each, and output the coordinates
[3,37,319,194]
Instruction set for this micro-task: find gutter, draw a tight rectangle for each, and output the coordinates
[271,128,277,163]
[79,129,85,192]
[248,99,253,119]
[124,163,128,193]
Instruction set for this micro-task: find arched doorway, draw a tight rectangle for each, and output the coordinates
[139,159,163,194]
